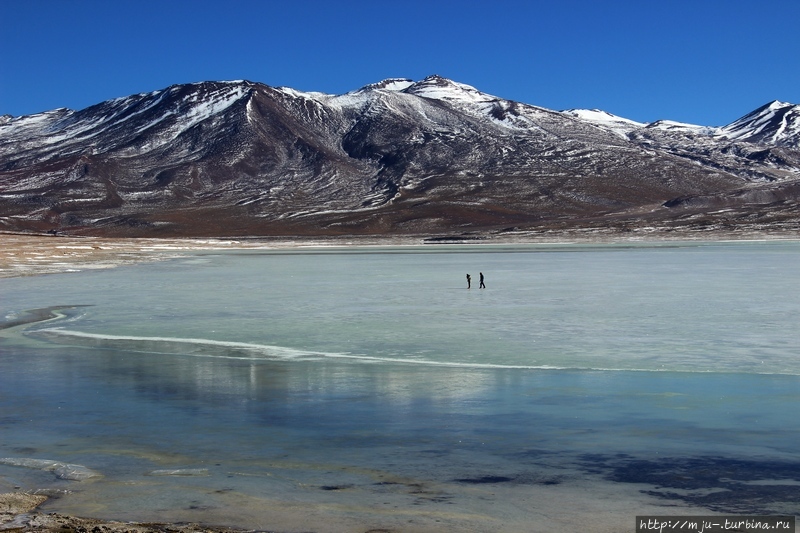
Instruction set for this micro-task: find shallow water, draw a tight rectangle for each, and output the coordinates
[1,242,799,531]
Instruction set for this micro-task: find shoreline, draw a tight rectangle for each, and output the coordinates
[2,230,799,279]
[0,493,252,533]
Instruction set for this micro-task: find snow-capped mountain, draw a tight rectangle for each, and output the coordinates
[1,76,798,238]
[564,101,800,148]
[718,100,800,147]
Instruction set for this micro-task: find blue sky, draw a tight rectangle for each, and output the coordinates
[2,0,798,126]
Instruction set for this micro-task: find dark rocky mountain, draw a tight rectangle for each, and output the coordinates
[1,76,799,239]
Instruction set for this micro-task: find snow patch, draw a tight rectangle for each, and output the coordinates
[404,75,498,104]
[646,120,718,135]
[562,109,646,138]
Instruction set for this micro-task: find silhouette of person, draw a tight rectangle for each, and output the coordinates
[466,273,471,289]
[479,272,486,289]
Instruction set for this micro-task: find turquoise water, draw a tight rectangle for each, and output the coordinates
[1,242,799,531]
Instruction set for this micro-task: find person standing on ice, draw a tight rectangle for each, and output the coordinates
[466,273,471,289]
[479,272,486,289]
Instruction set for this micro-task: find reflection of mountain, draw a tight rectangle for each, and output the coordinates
[2,76,799,237]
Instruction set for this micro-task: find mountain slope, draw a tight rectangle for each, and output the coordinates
[1,76,799,238]
[719,100,800,147]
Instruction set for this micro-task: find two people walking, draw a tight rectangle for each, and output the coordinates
[466,272,486,289]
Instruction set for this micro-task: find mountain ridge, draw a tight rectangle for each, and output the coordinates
[1,77,799,238]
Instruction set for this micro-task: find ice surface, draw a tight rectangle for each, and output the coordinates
[2,244,800,530]
[147,469,209,476]
[0,458,101,481]
[29,328,339,361]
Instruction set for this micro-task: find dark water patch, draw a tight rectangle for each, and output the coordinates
[413,495,453,505]
[455,472,563,486]
[454,475,514,484]
[370,480,453,505]
[581,454,800,515]
[320,484,354,491]
[0,305,92,330]
[186,502,216,511]
[11,447,39,455]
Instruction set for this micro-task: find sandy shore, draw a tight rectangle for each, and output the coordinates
[0,233,449,279]
[0,492,258,532]
[3,229,798,279]
[0,234,283,279]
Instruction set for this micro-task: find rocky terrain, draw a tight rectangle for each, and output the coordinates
[0,492,255,533]
[1,76,798,239]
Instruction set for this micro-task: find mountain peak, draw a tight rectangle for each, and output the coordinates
[720,100,800,147]
[418,74,452,85]
[354,78,414,94]
[767,100,793,110]
[404,75,496,103]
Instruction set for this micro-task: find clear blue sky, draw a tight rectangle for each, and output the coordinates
[2,0,798,126]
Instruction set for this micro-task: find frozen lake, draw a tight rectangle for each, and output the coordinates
[1,241,799,531]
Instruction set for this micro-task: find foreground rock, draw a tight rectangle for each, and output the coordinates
[0,493,257,533]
